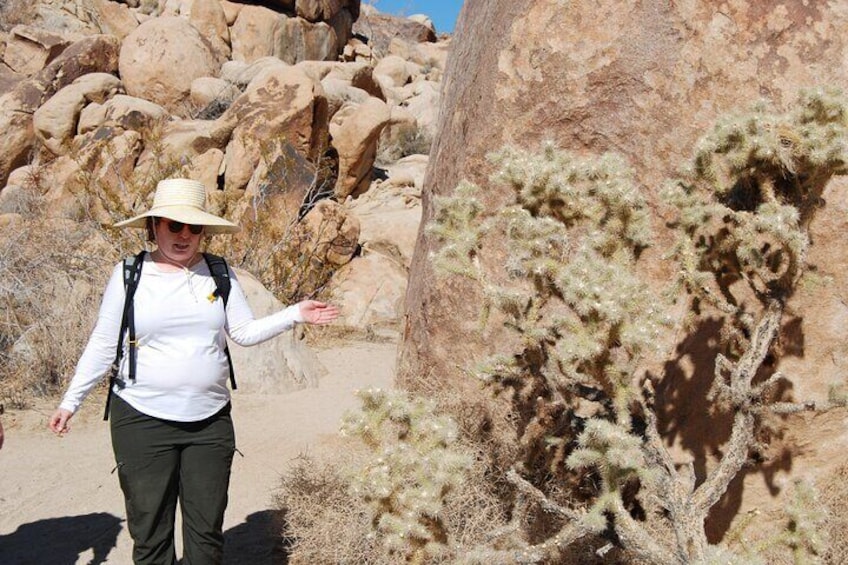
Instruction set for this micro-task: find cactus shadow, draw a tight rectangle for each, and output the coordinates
[652,315,800,543]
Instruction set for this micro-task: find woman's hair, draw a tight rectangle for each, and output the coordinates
[146,217,157,242]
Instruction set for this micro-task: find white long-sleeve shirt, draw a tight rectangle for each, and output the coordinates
[60,253,303,421]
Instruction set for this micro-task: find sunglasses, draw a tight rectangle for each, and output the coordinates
[166,220,203,235]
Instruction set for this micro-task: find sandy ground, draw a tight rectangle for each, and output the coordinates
[0,340,397,564]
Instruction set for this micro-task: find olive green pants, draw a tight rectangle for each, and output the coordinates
[110,395,236,565]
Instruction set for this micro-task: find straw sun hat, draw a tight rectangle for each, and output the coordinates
[114,178,240,234]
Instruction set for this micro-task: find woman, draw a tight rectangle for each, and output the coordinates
[49,178,338,564]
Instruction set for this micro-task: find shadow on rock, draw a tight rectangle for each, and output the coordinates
[0,512,123,564]
[223,510,287,565]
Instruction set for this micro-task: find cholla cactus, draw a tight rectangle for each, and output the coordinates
[427,89,848,565]
[667,87,848,350]
[342,389,472,564]
[429,143,678,562]
[430,143,669,442]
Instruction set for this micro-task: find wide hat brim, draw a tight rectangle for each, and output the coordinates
[113,178,240,235]
[114,207,240,234]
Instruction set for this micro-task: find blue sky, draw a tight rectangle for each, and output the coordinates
[370,0,464,34]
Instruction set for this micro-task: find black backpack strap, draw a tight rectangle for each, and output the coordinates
[203,252,231,306]
[203,253,237,390]
[104,251,146,421]
[124,252,145,384]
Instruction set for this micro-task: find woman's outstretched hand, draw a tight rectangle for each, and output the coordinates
[49,408,74,436]
[298,300,340,325]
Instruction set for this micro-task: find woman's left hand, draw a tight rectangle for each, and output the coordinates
[298,300,340,325]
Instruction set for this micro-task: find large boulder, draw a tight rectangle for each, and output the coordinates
[33,73,123,156]
[332,250,408,337]
[133,117,235,180]
[220,63,327,192]
[320,77,370,118]
[118,16,221,110]
[256,0,295,12]
[277,17,339,64]
[0,65,24,93]
[78,94,168,134]
[3,25,70,75]
[329,97,391,198]
[227,145,358,309]
[220,57,283,88]
[296,60,383,99]
[396,79,440,139]
[349,154,425,268]
[398,0,848,543]
[91,0,140,40]
[235,141,316,235]
[332,156,423,335]
[190,76,242,113]
[229,5,346,64]
[229,268,327,392]
[228,5,280,63]
[300,198,360,267]
[296,61,382,117]
[296,0,345,22]
[189,0,232,61]
[36,128,145,223]
[352,5,436,56]
[0,34,120,187]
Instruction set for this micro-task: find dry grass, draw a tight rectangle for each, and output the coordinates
[276,426,647,564]
[0,155,155,409]
[275,415,509,564]
[376,122,433,166]
[0,184,120,408]
[275,450,385,564]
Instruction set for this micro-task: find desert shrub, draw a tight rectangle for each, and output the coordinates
[377,122,433,165]
[274,89,848,564]
[341,389,473,562]
[192,98,233,121]
[272,89,848,562]
[277,389,508,564]
[276,453,382,564]
[64,116,195,235]
[0,183,118,408]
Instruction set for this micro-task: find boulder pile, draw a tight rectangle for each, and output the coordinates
[0,0,448,346]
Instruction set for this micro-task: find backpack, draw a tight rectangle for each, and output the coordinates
[103,251,237,420]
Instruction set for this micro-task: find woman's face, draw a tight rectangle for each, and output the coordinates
[153,217,204,266]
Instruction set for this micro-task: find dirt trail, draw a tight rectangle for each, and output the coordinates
[0,340,397,564]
